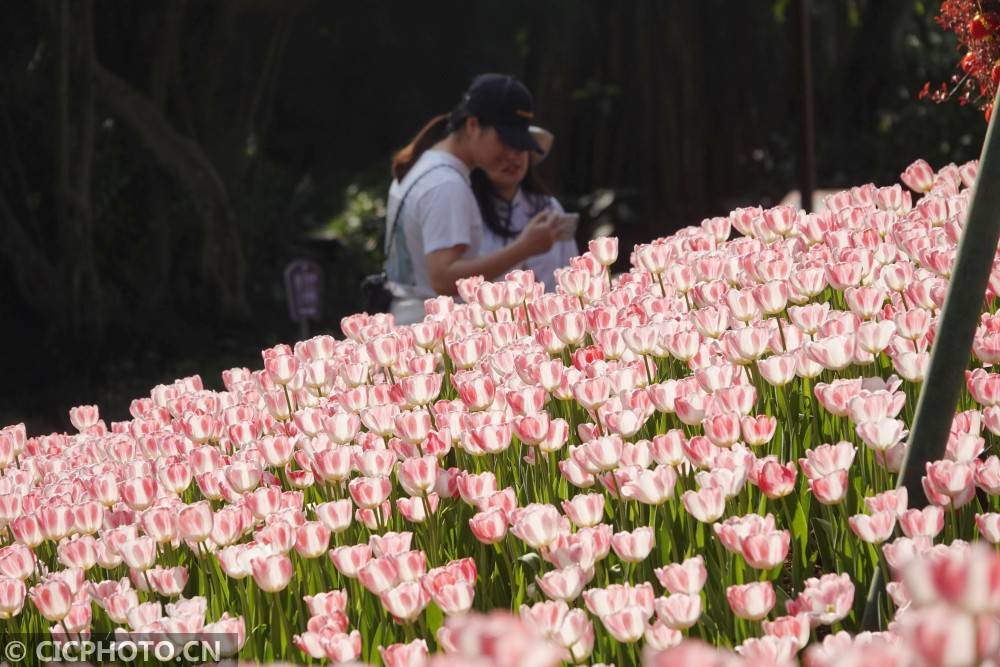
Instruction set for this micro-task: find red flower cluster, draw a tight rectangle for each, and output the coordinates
[926,0,1000,120]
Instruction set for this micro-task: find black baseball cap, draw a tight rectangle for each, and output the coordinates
[461,74,543,154]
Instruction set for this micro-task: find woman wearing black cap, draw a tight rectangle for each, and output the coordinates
[385,74,559,324]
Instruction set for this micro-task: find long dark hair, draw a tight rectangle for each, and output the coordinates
[470,165,551,240]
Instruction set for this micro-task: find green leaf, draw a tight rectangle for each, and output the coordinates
[368,620,384,664]
[426,601,444,638]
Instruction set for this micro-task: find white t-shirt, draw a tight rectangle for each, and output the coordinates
[385,150,483,304]
[478,189,579,292]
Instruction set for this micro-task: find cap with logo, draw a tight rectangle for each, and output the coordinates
[461,73,543,154]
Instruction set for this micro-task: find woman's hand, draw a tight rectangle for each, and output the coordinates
[424,210,559,296]
[514,209,559,257]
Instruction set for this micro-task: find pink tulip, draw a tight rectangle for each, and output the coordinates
[577,435,623,472]
[397,455,438,496]
[600,606,646,643]
[177,501,213,543]
[757,354,798,387]
[582,585,632,618]
[0,577,26,619]
[329,544,371,579]
[800,442,856,478]
[751,459,797,500]
[681,487,726,523]
[977,513,1000,543]
[643,620,682,652]
[809,470,849,505]
[675,392,708,426]
[69,404,100,432]
[714,514,775,553]
[380,639,429,667]
[348,475,393,510]
[365,532,410,560]
[358,556,401,595]
[520,599,570,638]
[250,553,293,592]
[400,374,443,408]
[741,414,777,446]
[901,158,935,192]
[510,505,562,549]
[899,505,944,539]
[713,384,757,416]
[303,590,348,618]
[323,630,363,662]
[146,566,188,597]
[741,530,790,569]
[589,237,618,266]
[848,511,897,544]
[199,612,246,657]
[695,467,748,499]
[924,459,976,508]
[224,460,262,494]
[57,535,98,571]
[456,471,498,506]
[736,635,799,665]
[654,593,702,630]
[681,435,719,469]
[120,536,157,572]
[73,501,104,535]
[389,551,426,584]
[395,493,437,524]
[726,581,776,621]
[536,565,588,602]
[561,493,605,528]
[394,410,434,445]
[211,505,249,547]
[294,521,331,559]
[611,527,655,563]
[856,417,908,452]
[431,580,475,615]
[118,476,158,512]
[654,556,707,595]
[141,506,178,544]
[762,613,811,650]
[893,350,930,383]
[315,499,353,533]
[619,466,677,505]
[786,573,854,625]
[256,520,296,553]
[381,580,430,622]
[895,606,978,667]
[702,412,741,448]
[469,508,508,545]
[29,578,73,622]
[882,536,932,576]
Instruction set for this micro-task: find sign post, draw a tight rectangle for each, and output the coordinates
[284,259,323,340]
[861,90,1000,630]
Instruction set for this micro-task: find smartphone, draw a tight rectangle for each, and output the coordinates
[556,213,579,241]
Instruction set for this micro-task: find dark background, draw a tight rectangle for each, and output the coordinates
[0,0,985,434]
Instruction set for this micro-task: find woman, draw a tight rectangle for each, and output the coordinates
[385,74,559,324]
[471,127,578,292]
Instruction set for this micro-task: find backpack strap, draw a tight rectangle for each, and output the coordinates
[385,163,467,257]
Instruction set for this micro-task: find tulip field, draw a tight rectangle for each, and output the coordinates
[5,156,1000,666]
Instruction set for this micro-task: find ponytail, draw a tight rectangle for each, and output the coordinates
[392,115,449,181]
[392,103,485,181]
